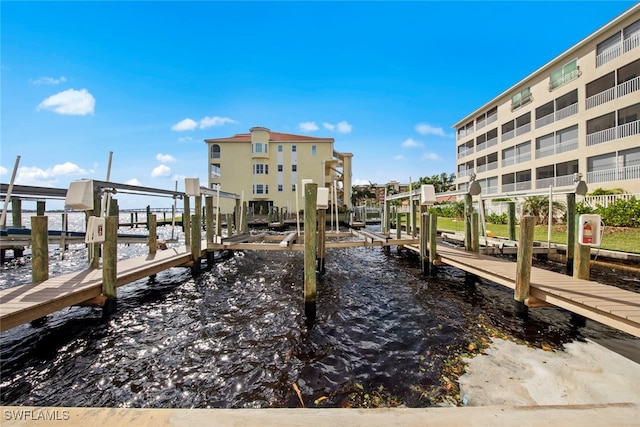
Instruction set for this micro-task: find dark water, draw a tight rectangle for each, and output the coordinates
[1,216,638,408]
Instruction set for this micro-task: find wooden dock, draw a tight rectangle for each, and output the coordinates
[404,242,640,338]
[0,243,205,332]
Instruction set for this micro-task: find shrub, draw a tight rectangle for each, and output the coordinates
[596,196,640,228]
[485,212,508,225]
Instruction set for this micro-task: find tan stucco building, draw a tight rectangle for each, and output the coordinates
[205,127,353,212]
[453,4,640,197]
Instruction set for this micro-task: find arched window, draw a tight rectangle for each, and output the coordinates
[211,144,221,159]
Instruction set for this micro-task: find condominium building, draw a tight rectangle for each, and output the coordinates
[205,127,353,212]
[453,4,640,197]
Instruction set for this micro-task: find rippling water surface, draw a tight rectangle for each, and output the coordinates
[1,212,637,408]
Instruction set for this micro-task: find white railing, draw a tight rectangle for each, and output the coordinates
[502,130,515,142]
[516,153,531,164]
[555,102,578,121]
[536,145,555,159]
[516,181,532,191]
[556,137,579,154]
[618,119,640,139]
[502,183,516,192]
[476,163,487,173]
[586,86,615,109]
[515,122,531,136]
[617,75,640,98]
[487,161,498,171]
[583,190,640,207]
[502,157,515,167]
[486,186,499,195]
[476,141,487,152]
[486,136,498,148]
[623,32,640,54]
[537,174,577,189]
[487,113,498,125]
[536,112,554,129]
[587,127,616,146]
[587,76,640,110]
[596,43,621,67]
[536,177,556,189]
[476,118,486,130]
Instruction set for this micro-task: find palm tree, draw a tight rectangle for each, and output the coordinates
[522,196,565,225]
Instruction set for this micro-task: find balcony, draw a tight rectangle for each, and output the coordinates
[486,136,498,149]
[586,76,640,109]
[535,174,577,189]
[502,181,532,193]
[587,164,640,183]
[515,122,531,136]
[476,117,486,130]
[502,130,515,142]
[587,119,640,146]
[536,112,554,129]
[535,103,578,128]
[596,32,639,67]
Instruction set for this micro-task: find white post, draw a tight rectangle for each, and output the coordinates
[0,155,20,229]
[296,184,301,237]
[478,193,488,249]
[240,190,244,232]
[216,184,221,241]
[103,151,114,217]
[171,180,178,241]
[408,176,413,235]
[333,180,338,233]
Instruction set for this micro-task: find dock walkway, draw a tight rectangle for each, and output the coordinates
[0,243,203,332]
[416,243,640,338]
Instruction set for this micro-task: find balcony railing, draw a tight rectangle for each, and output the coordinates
[556,102,578,121]
[476,141,487,153]
[516,181,532,191]
[502,183,515,192]
[487,113,497,125]
[587,164,640,184]
[476,163,488,173]
[596,32,640,67]
[535,174,576,189]
[502,157,515,167]
[515,122,531,136]
[486,186,498,195]
[536,145,555,159]
[556,137,579,154]
[486,136,498,149]
[586,76,640,109]
[486,161,498,171]
[536,112,554,129]
[476,118,486,130]
[502,130,515,142]
[587,119,640,146]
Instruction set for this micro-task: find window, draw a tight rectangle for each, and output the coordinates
[253,184,269,194]
[292,145,297,152]
[211,144,220,159]
[278,145,283,152]
[311,145,317,156]
[549,59,579,90]
[511,87,532,111]
[254,143,263,153]
[278,184,283,192]
[277,164,283,172]
[292,165,297,172]
[210,164,220,178]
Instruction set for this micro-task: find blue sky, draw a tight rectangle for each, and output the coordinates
[1,1,636,208]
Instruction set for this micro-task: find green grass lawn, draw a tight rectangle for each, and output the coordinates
[434,217,640,254]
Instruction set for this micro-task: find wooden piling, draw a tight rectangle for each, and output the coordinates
[31,216,49,283]
[411,200,417,237]
[514,215,535,318]
[11,199,22,228]
[396,211,402,240]
[318,208,326,274]
[36,201,46,216]
[205,197,214,243]
[148,214,157,254]
[190,214,202,275]
[471,211,480,253]
[420,210,429,275]
[571,217,589,328]
[464,194,472,251]
[102,216,118,315]
[304,183,317,319]
[183,196,191,247]
[89,194,101,268]
[226,213,233,236]
[216,208,222,238]
[429,212,438,276]
[384,199,390,235]
[507,201,516,241]
[566,193,576,275]
[242,201,248,233]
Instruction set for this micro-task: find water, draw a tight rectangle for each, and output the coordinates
[1,213,638,408]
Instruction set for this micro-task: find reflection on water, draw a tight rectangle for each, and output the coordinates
[1,214,637,407]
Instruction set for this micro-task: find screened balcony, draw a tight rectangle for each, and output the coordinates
[457,140,474,159]
[475,106,498,131]
[587,147,640,184]
[502,169,531,192]
[586,60,640,109]
[587,103,640,146]
[535,160,579,189]
[596,19,640,67]
[502,141,531,167]
[475,128,498,153]
[535,89,578,128]
[535,125,579,159]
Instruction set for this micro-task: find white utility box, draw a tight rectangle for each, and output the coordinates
[317,187,329,209]
[85,216,106,243]
[185,178,201,196]
[578,214,601,246]
[65,179,95,210]
[301,179,314,197]
[420,184,436,205]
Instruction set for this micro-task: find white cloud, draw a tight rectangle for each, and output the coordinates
[394,155,405,161]
[156,153,176,164]
[171,118,198,131]
[421,152,443,161]
[31,76,67,85]
[353,178,371,186]
[299,121,319,132]
[401,138,424,148]
[15,162,92,186]
[415,123,448,137]
[200,116,238,129]
[0,166,7,176]
[126,178,142,186]
[178,136,193,143]
[323,121,352,133]
[151,164,171,178]
[336,121,352,133]
[37,88,95,115]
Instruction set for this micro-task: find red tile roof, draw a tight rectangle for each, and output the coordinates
[205,131,334,143]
